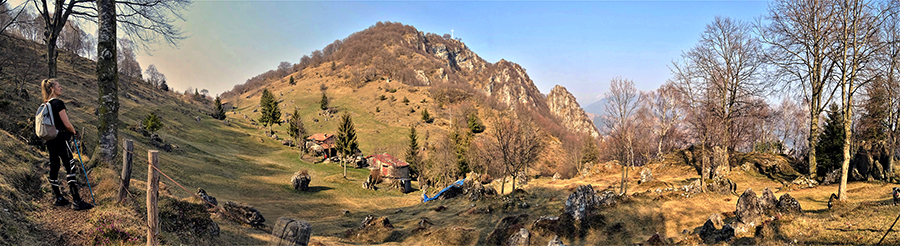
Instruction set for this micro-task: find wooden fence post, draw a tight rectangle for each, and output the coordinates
[147,150,159,246]
[118,139,133,203]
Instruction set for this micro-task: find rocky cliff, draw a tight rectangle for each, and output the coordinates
[547,85,601,139]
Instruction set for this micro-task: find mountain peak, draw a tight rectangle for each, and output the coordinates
[548,85,601,139]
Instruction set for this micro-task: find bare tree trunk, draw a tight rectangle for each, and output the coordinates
[97,0,119,167]
[838,103,852,200]
[809,115,821,178]
[46,38,59,78]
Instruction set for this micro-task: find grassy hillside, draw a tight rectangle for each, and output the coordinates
[4,26,900,245]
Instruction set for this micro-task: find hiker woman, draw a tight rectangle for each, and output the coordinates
[41,79,92,210]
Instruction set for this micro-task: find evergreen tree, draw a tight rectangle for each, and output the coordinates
[159,80,169,91]
[320,93,329,110]
[336,113,358,178]
[143,112,163,134]
[421,108,433,123]
[289,76,296,86]
[288,108,306,148]
[258,89,281,133]
[213,96,226,120]
[468,113,485,133]
[860,81,889,142]
[406,126,420,178]
[816,103,845,176]
[194,88,200,101]
[336,113,358,157]
[581,135,600,166]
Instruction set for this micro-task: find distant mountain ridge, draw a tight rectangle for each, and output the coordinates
[224,21,600,140]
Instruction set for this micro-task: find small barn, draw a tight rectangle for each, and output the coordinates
[368,153,410,180]
[306,133,337,157]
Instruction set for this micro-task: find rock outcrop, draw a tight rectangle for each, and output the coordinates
[547,85,601,139]
[270,217,311,246]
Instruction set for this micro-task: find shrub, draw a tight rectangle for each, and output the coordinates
[369,169,383,184]
[87,214,140,245]
[378,95,387,101]
[402,97,410,105]
[375,107,380,113]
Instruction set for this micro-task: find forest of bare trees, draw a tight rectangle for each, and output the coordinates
[594,0,900,202]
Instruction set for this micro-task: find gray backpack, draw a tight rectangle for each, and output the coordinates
[35,99,58,141]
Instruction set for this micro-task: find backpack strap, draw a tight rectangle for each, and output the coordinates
[46,98,56,126]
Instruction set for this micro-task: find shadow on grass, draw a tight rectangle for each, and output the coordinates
[304,186,334,192]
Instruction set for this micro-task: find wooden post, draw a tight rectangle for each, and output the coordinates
[118,139,133,203]
[147,150,159,246]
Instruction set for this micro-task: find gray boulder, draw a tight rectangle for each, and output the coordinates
[291,170,311,191]
[759,187,778,212]
[222,201,266,226]
[196,188,218,210]
[270,217,311,246]
[823,169,841,185]
[735,188,761,224]
[565,185,599,221]
[547,235,567,246]
[777,193,802,214]
[507,228,530,246]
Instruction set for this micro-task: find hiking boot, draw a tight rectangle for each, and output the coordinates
[72,200,93,211]
[53,197,70,206]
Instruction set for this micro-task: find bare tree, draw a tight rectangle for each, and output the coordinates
[647,82,684,158]
[117,38,141,79]
[478,112,543,196]
[879,2,900,182]
[834,0,890,201]
[758,0,842,178]
[144,64,165,88]
[58,19,90,58]
[603,77,641,195]
[672,16,766,174]
[31,0,190,78]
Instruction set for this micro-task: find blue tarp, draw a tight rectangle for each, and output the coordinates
[422,179,465,203]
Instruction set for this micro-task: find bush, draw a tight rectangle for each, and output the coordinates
[87,214,141,245]
[402,97,410,105]
[369,169,383,184]
[378,95,387,101]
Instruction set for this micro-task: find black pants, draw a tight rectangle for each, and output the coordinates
[46,136,78,194]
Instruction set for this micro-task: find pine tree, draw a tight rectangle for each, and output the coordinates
[406,126,420,178]
[816,103,845,176]
[468,113,485,133]
[213,96,226,120]
[143,112,163,134]
[336,113,358,178]
[421,108,432,123]
[288,108,306,148]
[258,89,281,133]
[320,93,329,110]
[289,76,296,86]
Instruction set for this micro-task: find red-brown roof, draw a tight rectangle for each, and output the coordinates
[307,133,334,141]
[369,153,409,168]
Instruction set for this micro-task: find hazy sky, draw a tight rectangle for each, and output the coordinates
[16,0,773,105]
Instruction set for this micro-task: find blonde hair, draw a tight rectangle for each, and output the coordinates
[41,79,58,102]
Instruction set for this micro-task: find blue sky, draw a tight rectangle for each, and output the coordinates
[131,0,770,105]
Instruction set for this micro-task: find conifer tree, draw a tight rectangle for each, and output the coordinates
[406,126,420,178]
[289,76,296,85]
[336,113,358,177]
[258,89,281,134]
[143,112,163,134]
[320,93,329,110]
[213,96,226,120]
[468,113,485,133]
[288,108,306,149]
[817,103,844,176]
[421,108,432,123]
